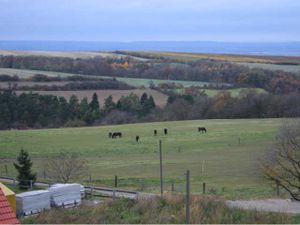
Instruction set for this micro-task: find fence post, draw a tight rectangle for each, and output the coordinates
[185,170,190,224]
[13,178,16,187]
[115,175,118,188]
[89,174,92,183]
[276,180,280,197]
[140,179,145,191]
[90,186,94,197]
[30,180,33,190]
[171,182,175,192]
[113,189,116,200]
[43,169,46,179]
[203,182,206,194]
[159,140,163,197]
[4,165,8,176]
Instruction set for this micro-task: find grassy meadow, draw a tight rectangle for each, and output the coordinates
[237,62,300,73]
[0,68,214,87]
[173,87,267,97]
[0,118,291,199]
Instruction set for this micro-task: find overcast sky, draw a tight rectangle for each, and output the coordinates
[0,0,299,42]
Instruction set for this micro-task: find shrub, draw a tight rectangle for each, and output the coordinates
[22,195,291,224]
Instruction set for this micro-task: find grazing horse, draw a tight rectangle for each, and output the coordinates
[198,127,207,133]
[164,128,168,135]
[154,130,157,136]
[112,132,122,138]
[136,136,140,142]
[109,132,112,138]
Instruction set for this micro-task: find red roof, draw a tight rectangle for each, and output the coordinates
[0,188,19,224]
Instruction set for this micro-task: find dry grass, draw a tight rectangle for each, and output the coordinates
[22,195,291,224]
[0,50,147,61]
[15,88,168,107]
[142,51,300,64]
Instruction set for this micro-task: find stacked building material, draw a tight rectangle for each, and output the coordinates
[16,190,50,216]
[48,183,81,207]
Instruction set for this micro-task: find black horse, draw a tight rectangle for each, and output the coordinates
[164,128,168,135]
[154,130,157,136]
[136,135,140,142]
[198,127,207,133]
[112,132,122,138]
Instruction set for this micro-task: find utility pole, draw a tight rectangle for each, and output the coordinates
[185,170,190,224]
[159,139,163,197]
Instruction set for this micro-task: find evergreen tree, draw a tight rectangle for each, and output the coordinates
[116,100,122,110]
[89,93,100,121]
[69,95,80,120]
[89,93,100,111]
[148,95,156,108]
[140,93,155,116]
[14,149,36,189]
[104,95,116,113]
[79,97,89,121]
[140,93,148,106]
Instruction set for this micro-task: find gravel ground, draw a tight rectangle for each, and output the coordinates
[227,199,300,214]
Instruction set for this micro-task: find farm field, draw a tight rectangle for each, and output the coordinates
[139,51,300,64]
[0,68,214,87]
[0,50,147,61]
[0,81,71,89]
[174,88,267,97]
[204,88,267,97]
[15,89,168,107]
[0,118,292,199]
[237,62,300,73]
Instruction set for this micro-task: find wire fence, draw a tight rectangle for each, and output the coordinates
[0,163,283,200]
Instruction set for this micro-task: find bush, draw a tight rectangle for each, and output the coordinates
[64,119,87,127]
[23,195,291,224]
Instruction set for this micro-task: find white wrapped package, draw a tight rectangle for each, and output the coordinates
[48,183,81,207]
[16,190,50,216]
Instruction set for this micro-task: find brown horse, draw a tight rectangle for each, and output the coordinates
[198,127,207,133]
[164,128,168,135]
[112,132,122,138]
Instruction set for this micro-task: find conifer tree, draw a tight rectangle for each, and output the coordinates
[14,148,36,189]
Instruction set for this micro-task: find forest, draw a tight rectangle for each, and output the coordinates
[1,89,300,129]
[0,55,300,94]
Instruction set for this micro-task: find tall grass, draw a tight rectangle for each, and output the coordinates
[23,195,291,224]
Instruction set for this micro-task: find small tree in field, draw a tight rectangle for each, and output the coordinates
[45,153,87,183]
[14,149,36,189]
[262,122,300,200]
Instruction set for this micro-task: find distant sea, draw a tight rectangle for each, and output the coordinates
[0,41,300,56]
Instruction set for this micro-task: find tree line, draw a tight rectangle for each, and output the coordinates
[0,55,299,94]
[0,90,155,129]
[1,89,300,129]
[6,80,134,91]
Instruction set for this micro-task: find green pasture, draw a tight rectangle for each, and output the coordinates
[0,118,291,199]
[0,68,216,87]
[173,87,267,97]
[237,62,300,73]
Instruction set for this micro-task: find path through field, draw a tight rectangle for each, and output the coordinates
[227,199,300,214]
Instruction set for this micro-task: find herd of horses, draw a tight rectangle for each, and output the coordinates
[108,127,207,143]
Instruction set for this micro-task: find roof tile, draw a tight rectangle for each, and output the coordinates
[0,188,19,224]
